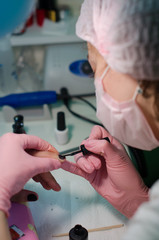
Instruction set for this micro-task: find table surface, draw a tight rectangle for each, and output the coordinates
[0,97,128,240]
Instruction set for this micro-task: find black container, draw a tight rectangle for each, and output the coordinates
[12,114,26,134]
[69,225,88,240]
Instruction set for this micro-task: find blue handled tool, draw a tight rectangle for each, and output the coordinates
[0,91,58,108]
[0,88,95,109]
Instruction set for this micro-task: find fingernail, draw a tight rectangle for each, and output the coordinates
[57,155,65,162]
[55,185,61,191]
[27,194,38,201]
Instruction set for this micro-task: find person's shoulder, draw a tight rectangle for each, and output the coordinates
[121,180,159,240]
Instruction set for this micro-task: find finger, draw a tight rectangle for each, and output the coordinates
[11,190,38,203]
[84,139,122,160]
[75,154,95,173]
[86,154,102,169]
[84,139,129,166]
[33,174,52,189]
[33,172,61,191]
[23,150,62,188]
[61,160,89,180]
[85,126,123,151]
[23,154,62,183]
[89,125,111,140]
[25,149,64,183]
[28,150,62,173]
[75,154,101,173]
[84,139,110,154]
[17,134,55,152]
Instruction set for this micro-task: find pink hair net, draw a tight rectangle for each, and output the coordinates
[76,0,159,80]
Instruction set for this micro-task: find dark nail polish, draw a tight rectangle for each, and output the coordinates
[27,194,37,201]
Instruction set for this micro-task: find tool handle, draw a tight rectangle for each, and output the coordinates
[80,144,91,155]
[80,137,110,156]
[0,91,57,108]
[103,137,110,143]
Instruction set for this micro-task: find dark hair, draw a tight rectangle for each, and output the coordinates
[140,81,159,120]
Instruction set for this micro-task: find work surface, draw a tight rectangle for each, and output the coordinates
[0,97,128,240]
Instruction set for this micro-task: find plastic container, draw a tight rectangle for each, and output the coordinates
[8,202,39,240]
[69,225,88,240]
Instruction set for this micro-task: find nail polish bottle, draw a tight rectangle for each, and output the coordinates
[55,111,69,145]
[36,0,46,27]
[46,0,59,22]
[12,114,26,134]
[69,225,88,240]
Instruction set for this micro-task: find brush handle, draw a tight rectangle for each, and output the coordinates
[80,137,110,155]
[80,144,91,155]
[58,137,110,159]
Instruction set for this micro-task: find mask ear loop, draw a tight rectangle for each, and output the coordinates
[99,65,110,83]
[132,80,143,101]
[137,80,144,94]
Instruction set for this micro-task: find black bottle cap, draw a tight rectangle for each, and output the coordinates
[57,111,66,131]
[14,115,24,123]
[69,225,88,240]
[46,0,57,10]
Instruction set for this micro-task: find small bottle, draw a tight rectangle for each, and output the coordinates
[46,0,59,22]
[69,225,88,240]
[12,115,26,134]
[55,111,69,145]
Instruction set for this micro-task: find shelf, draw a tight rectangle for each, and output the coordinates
[11,18,83,47]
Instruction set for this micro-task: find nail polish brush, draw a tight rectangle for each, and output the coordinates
[59,137,110,159]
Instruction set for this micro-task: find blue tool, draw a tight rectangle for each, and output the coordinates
[0,91,57,108]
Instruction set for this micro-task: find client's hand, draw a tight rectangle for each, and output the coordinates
[0,133,62,217]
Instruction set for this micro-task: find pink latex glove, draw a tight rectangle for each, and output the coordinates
[62,125,149,218]
[0,133,62,217]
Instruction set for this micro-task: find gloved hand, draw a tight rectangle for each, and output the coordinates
[0,133,62,217]
[28,150,62,191]
[62,125,149,218]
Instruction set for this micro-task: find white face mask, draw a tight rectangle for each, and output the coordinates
[95,66,159,150]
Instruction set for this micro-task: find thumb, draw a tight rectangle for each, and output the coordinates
[85,139,131,168]
[28,156,62,177]
[84,138,126,162]
[89,125,111,140]
[84,139,114,156]
[19,134,54,151]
